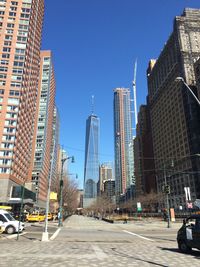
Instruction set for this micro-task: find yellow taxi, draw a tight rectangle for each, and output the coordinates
[47,213,53,221]
[27,212,45,222]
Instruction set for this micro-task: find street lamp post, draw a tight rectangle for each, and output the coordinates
[175,77,200,106]
[58,155,74,227]
[163,164,170,228]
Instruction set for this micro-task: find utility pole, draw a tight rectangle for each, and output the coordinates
[164,164,170,228]
[42,140,56,241]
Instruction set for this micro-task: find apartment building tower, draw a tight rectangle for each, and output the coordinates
[147,8,200,209]
[30,51,56,208]
[0,0,44,205]
[114,88,134,202]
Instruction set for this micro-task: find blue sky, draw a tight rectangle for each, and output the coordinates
[42,0,200,189]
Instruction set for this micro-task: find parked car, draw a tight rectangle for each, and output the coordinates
[0,209,24,234]
[177,214,200,253]
[27,212,45,222]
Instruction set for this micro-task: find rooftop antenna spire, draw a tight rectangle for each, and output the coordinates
[132,59,138,131]
[91,95,95,115]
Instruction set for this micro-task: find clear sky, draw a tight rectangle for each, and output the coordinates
[42,0,200,189]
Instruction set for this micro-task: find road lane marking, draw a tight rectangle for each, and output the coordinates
[123,230,154,241]
[50,228,61,240]
[91,244,108,259]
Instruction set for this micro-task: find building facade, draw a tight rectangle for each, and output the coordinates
[134,104,156,197]
[83,114,100,207]
[113,88,134,201]
[0,0,44,206]
[31,51,56,208]
[147,8,200,209]
[99,162,113,195]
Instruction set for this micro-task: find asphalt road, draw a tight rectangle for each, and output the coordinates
[0,215,200,266]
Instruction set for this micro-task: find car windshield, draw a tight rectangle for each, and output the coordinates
[4,213,15,221]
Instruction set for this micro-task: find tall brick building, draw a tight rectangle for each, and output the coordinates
[0,0,44,206]
[147,8,200,209]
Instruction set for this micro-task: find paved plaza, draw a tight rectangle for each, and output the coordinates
[0,215,200,266]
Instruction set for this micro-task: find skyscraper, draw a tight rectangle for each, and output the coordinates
[0,0,44,206]
[147,8,200,209]
[84,114,100,207]
[30,51,56,208]
[114,88,134,201]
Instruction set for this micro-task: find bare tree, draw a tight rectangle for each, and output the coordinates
[62,174,79,215]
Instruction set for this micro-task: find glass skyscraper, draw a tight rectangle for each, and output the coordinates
[84,114,100,203]
[114,88,134,200]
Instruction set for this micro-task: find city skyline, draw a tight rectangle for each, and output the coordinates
[42,1,200,189]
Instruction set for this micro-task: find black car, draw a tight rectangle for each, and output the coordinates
[177,214,200,253]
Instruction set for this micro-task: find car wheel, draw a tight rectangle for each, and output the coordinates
[6,225,16,234]
[178,241,192,253]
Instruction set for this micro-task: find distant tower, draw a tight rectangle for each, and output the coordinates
[83,97,100,207]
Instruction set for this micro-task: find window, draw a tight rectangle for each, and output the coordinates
[2,53,10,59]
[7,105,18,112]
[5,35,12,40]
[12,68,23,74]
[9,12,16,17]
[6,113,17,119]
[3,127,16,133]
[0,89,4,94]
[6,29,13,34]
[14,55,24,61]
[0,66,8,72]
[9,90,20,96]
[7,98,19,105]
[3,47,11,52]
[0,80,6,86]
[15,48,25,54]
[10,82,21,88]
[13,61,23,67]
[7,23,14,28]
[11,75,22,81]
[17,36,27,42]
[0,214,7,222]
[4,41,12,46]
[11,1,18,5]
[0,74,6,79]
[19,25,28,30]
[20,13,29,19]
[0,60,9,65]
[0,167,10,174]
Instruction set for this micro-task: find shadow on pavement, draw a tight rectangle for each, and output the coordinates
[158,246,200,259]
[111,247,168,267]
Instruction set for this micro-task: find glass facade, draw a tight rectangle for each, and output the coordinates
[84,115,100,198]
[114,88,134,197]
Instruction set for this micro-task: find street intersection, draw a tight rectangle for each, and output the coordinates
[0,215,200,266]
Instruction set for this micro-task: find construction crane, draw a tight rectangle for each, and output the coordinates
[132,59,138,131]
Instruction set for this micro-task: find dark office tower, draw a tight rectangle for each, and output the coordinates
[147,9,200,209]
[0,0,44,206]
[134,104,156,197]
[114,88,134,202]
[84,114,100,207]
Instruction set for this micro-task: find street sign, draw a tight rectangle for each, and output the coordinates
[187,202,193,209]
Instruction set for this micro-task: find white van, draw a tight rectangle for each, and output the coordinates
[0,209,24,234]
